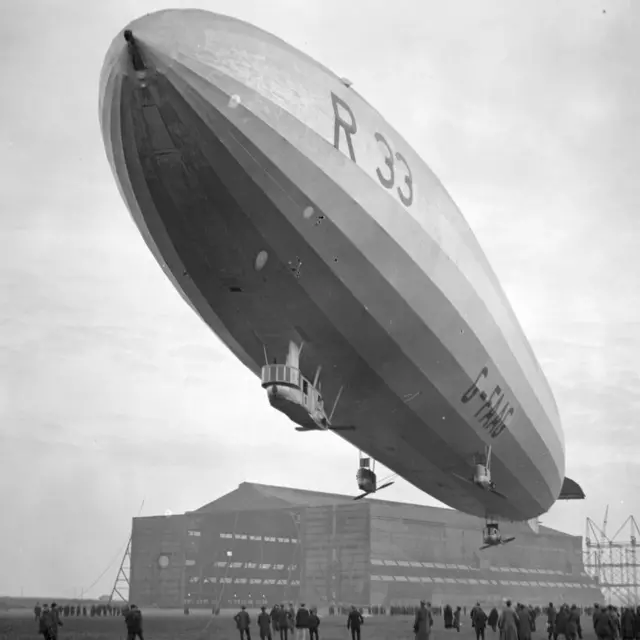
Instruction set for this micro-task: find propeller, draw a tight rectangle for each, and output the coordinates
[451,472,507,500]
[353,481,395,501]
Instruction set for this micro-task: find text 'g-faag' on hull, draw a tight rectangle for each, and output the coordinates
[99,9,584,523]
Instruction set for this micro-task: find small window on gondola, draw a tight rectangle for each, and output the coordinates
[302,380,308,395]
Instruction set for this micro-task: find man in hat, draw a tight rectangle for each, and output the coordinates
[258,605,272,640]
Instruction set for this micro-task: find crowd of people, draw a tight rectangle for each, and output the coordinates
[231,599,640,640]
[33,601,145,640]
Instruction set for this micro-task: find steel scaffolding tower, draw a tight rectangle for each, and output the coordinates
[108,535,131,605]
[584,511,640,606]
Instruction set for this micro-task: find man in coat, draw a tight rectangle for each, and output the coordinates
[621,608,635,640]
[566,605,580,640]
[488,607,499,633]
[473,605,488,640]
[347,605,364,640]
[414,600,434,640]
[233,605,251,640]
[258,606,272,640]
[498,600,519,640]
[518,604,533,640]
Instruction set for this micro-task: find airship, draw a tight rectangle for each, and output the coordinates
[99,9,584,549]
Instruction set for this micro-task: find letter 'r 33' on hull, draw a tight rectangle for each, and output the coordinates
[99,9,584,523]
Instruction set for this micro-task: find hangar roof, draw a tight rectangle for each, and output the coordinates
[192,482,569,537]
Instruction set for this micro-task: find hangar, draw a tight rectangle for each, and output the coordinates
[129,482,602,610]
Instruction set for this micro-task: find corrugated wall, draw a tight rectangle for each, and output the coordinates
[301,502,371,607]
[130,515,189,607]
[368,503,602,607]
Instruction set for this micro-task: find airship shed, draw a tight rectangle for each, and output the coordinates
[129,482,602,610]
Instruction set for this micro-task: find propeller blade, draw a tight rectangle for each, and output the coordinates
[295,426,318,432]
[502,537,516,545]
[452,472,474,486]
[489,488,507,499]
[353,491,369,501]
[328,425,356,432]
[376,481,395,491]
[479,544,491,551]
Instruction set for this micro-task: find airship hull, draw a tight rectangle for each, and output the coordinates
[100,10,565,521]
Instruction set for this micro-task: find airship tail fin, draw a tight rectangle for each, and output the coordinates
[558,476,586,500]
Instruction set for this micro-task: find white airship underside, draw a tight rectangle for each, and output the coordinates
[99,9,584,523]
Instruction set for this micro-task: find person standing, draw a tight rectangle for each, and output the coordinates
[498,601,518,640]
[234,605,252,640]
[295,603,310,640]
[308,607,320,640]
[124,604,144,640]
[473,605,488,640]
[258,605,272,640]
[414,600,433,640]
[347,605,364,640]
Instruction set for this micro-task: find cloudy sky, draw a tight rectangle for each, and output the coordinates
[1,0,639,597]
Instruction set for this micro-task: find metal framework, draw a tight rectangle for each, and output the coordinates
[584,510,640,606]
[108,535,131,605]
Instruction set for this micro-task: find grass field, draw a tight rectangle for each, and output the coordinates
[0,612,598,640]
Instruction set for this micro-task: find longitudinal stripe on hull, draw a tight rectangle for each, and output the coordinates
[119,10,561,439]
[151,54,564,481]
[101,56,557,519]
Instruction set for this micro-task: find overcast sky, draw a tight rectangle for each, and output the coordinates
[1,0,639,598]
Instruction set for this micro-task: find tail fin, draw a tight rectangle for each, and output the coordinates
[527,518,540,534]
[558,477,586,500]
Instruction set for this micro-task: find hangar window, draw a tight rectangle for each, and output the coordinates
[185,559,195,566]
[432,577,444,583]
[444,578,456,584]
[291,538,298,544]
[188,577,199,583]
[394,576,408,581]
[204,577,217,583]
[235,534,247,540]
[397,561,411,567]
[249,535,262,541]
[264,536,276,542]
[407,577,421,583]
[467,579,479,585]
[235,578,247,584]
[220,533,233,539]
[383,560,397,566]
[407,562,422,568]
[273,564,285,570]
[381,576,394,582]
[371,559,384,566]
[419,577,432,583]
[371,575,382,581]
[421,562,435,568]
[250,579,262,584]
[287,565,297,571]
[291,580,301,586]
[434,563,447,569]
[220,577,232,584]
[276,579,287,585]
[456,579,469,584]
[278,537,290,543]
[263,579,276,585]
[259,564,271,570]
[230,562,243,568]
[245,563,257,569]
[214,562,227,568]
